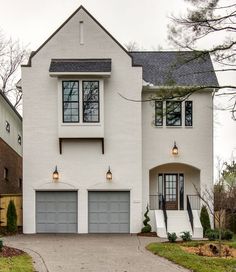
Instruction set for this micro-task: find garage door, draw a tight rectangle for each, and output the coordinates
[88,191,130,233]
[36,191,77,233]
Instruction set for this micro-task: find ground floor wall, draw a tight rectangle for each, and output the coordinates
[23,183,142,234]
[0,138,22,194]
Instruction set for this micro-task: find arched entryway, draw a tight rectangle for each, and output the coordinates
[149,163,200,211]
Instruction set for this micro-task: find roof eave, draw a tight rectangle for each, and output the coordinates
[49,71,111,77]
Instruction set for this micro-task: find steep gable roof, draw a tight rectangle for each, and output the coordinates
[22,6,134,67]
[130,51,219,87]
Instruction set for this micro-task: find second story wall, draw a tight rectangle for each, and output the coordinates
[0,93,22,156]
[142,90,213,175]
[21,7,143,191]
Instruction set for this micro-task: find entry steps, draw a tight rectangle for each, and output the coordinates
[155,210,203,238]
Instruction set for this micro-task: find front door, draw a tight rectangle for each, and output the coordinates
[164,174,178,210]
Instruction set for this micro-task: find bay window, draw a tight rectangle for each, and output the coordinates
[62,80,100,123]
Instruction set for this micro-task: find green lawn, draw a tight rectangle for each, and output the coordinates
[0,254,33,272]
[147,242,236,272]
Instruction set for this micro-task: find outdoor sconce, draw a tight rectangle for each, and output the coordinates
[106,166,112,181]
[52,166,59,181]
[172,141,179,155]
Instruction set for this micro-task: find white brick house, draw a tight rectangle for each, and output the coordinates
[21,6,218,236]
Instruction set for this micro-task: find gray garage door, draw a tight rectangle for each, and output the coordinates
[88,191,130,233]
[36,191,77,233]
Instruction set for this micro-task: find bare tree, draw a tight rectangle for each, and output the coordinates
[0,29,28,109]
[168,0,236,119]
[195,183,225,256]
[124,41,140,51]
[195,162,236,256]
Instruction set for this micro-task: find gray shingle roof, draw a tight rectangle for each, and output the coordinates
[49,59,111,73]
[130,51,218,86]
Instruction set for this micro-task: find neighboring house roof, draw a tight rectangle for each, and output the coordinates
[49,59,112,73]
[0,91,22,121]
[130,51,219,87]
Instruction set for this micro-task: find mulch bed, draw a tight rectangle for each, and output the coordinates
[0,227,23,236]
[0,246,25,258]
[182,243,236,258]
[137,232,158,237]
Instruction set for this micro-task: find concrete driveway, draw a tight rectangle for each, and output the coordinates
[3,234,189,272]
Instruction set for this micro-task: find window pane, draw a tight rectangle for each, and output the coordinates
[166,101,182,126]
[62,81,79,123]
[83,102,99,122]
[179,174,184,210]
[155,101,163,126]
[158,174,163,195]
[185,101,193,126]
[83,81,99,101]
[83,81,99,122]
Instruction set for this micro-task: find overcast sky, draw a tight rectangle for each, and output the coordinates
[1,0,235,177]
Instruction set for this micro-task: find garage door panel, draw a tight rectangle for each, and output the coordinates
[119,224,129,233]
[36,191,77,233]
[119,202,129,210]
[88,191,130,233]
[119,212,129,222]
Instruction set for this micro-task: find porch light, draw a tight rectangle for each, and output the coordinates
[53,166,59,180]
[106,166,112,181]
[172,142,178,155]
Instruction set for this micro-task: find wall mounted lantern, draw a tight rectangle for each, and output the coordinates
[172,141,179,155]
[106,166,112,181]
[53,166,59,180]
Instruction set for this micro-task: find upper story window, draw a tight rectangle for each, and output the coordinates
[166,101,182,126]
[83,81,99,123]
[63,81,79,123]
[5,121,10,133]
[62,80,100,123]
[185,101,193,126]
[155,100,193,127]
[155,101,163,126]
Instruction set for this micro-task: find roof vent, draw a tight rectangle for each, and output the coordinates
[79,21,84,45]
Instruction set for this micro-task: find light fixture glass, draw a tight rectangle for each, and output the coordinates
[172,141,178,155]
[53,166,59,180]
[106,166,112,181]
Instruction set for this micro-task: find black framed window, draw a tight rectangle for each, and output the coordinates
[62,81,79,123]
[166,101,182,126]
[185,101,193,126]
[83,81,99,123]
[179,174,184,210]
[155,101,163,126]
